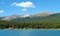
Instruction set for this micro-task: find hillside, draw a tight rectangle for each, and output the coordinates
[10,13,60,23]
[0,12,60,22]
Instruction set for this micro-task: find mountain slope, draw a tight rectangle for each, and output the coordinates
[10,13,60,22]
[36,13,60,22]
[0,12,60,22]
[0,14,30,21]
[34,12,55,16]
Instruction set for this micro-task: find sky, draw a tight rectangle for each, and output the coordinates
[0,0,60,16]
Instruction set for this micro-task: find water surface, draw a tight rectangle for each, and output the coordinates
[0,30,60,36]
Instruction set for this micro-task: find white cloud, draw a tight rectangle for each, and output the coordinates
[12,1,36,11]
[0,10,4,13]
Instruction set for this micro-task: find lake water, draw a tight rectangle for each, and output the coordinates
[0,30,60,36]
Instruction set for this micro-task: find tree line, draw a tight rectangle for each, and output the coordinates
[0,20,60,29]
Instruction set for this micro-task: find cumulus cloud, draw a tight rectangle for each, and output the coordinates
[12,1,35,11]
[0,10,4,13]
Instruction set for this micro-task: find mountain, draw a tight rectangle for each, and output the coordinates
[11,12,60,22]
[0,14,30,21]
[0,12,60,22]
[33,12,55,16]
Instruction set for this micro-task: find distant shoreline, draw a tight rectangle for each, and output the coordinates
[0,29,60,30]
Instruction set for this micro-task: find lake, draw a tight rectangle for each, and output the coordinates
[0,30,60,36]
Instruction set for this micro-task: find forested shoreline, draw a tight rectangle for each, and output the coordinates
[0,20,60,29]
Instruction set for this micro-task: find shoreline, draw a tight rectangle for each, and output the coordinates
[0,29,60,30]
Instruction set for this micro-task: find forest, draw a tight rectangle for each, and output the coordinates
[0,20,60,29]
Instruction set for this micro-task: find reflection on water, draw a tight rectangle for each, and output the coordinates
[0,30,60,36]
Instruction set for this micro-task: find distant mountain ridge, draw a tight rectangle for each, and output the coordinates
[34,12,56,16]
[0,12,59,22]
[0,14,31,21]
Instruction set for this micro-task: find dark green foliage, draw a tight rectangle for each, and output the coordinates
[0,20,60,29]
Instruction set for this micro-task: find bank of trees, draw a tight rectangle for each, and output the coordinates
[0,20,60,29]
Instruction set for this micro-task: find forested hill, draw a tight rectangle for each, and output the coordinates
[0,13,60,29]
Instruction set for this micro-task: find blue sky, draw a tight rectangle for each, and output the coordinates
[0,0,60,16]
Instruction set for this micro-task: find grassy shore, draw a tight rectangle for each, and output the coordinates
[1,28,60,30]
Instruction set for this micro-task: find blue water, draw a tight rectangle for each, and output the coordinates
[0,30,60,36]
